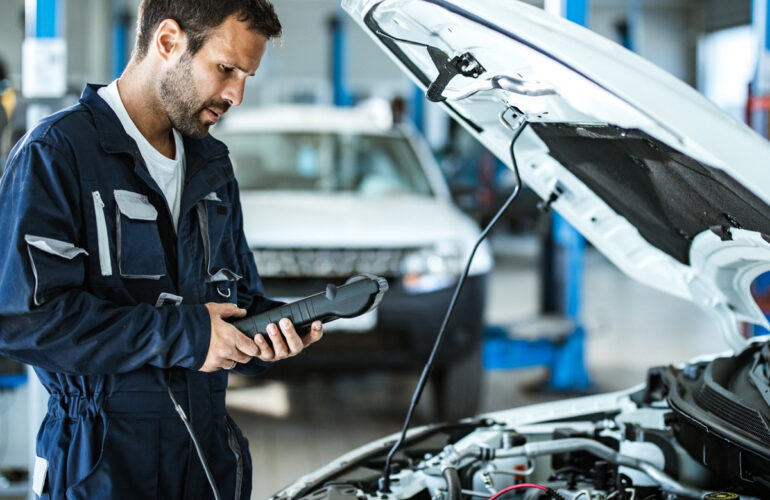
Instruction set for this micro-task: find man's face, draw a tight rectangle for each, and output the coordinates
[158,15,267,138]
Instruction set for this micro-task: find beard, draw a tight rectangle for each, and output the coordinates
[158,52,230,139]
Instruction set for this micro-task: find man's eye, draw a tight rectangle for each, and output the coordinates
[219,65,234,73]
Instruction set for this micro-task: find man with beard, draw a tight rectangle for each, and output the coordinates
[0,1,323,498]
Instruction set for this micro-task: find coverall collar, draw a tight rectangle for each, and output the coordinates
[78,83,229,163]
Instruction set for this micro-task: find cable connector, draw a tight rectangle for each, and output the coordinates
[545,487,569,500]
[537,189,561,213]
[440,445,461,472]
[479,446,495,461]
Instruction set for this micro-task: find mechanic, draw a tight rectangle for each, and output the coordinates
[0,1,323,498]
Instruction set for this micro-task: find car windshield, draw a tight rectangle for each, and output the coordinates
[218,131,434,196]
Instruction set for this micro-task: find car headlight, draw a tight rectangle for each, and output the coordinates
[401,242,462,294]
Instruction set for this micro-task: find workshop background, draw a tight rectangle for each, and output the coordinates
[0,0,768,498]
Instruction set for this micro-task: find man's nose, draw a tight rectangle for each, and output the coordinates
[222,79,245,107]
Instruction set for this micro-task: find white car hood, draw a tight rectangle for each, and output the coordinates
[240,191,492,273]
[343,0,770,350]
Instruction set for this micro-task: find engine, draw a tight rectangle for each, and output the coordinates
[271,346,770,500]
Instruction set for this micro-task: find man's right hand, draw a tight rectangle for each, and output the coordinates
[200,302,254,372]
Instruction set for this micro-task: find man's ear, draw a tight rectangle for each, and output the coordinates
[153,19,186,62]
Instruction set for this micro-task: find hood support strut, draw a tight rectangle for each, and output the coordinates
[379,113,529,493]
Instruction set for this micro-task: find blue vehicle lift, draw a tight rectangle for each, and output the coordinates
[482,0,592,392]
[17,3,62,498]
[750,0,770,336]
[11,0,64,387]
[752,272,770,336]
[411,84,425,133]
[331,9,354,107]
[111,0,131,79]
[483,212,591,391]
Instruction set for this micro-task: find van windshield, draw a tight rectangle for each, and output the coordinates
[217,131,434,196]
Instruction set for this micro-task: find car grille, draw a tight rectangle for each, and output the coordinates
[252,248,416,278]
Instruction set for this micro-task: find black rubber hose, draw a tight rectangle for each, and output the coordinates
[443,467,462,500]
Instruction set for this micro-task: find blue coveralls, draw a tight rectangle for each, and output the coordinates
[0,84,279,499]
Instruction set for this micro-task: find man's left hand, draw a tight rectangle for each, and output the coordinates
[253,318,323,362]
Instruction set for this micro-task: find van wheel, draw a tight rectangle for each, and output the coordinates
[431,342,483,421]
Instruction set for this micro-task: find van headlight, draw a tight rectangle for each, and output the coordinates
[401,242,462,294]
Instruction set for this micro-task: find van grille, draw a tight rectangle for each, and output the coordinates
[252,247,414,278]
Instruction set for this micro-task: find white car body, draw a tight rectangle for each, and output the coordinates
[341,0,770,351]
[215,105,493,277]
[267,1,770,499]
[214,103,494,419]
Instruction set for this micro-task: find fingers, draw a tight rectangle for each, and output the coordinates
[200,355,241,372]
[199,360,218,373]
[279,318,305,353]
[217,302,247,319]
[205,301,246,319]
[255,318,315,362]
[266,322,290,359]
[199,306,257,372]
[233,330,259,358]
[201,310,326,368]
[219,336,252,365]
[303,321,323,347]
[230,307,247,318]
[254,334,271,359]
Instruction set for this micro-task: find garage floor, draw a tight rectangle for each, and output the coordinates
[228,236,730,499]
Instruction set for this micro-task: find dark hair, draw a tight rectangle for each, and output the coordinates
[134,0,282,59]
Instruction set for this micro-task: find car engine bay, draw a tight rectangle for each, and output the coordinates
[272,342,770,500]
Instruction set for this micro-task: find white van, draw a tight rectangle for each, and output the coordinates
[214,103,493,419]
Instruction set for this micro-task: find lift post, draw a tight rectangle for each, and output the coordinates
[483,0,591,392]
[548,0,592,391]
[330,8,353,107]
[111,0,130,79]
[749,0,770,335]
[20,2,65,498]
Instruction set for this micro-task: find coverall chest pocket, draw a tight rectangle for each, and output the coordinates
[197,194,242,288]
[114,190,167,280]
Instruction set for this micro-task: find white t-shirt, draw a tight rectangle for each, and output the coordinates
[98,81,185,231]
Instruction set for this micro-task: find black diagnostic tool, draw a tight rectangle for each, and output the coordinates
[231,274,389,342]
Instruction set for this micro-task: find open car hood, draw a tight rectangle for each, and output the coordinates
[343,0,770,350]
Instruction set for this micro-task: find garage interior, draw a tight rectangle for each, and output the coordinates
[0,0,768,499]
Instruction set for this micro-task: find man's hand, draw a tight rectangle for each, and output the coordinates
[200,303,324,372]
[253,318,323,362]
[200,303,253,372]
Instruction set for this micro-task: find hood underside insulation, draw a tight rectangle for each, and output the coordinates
[531,123,770,264]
